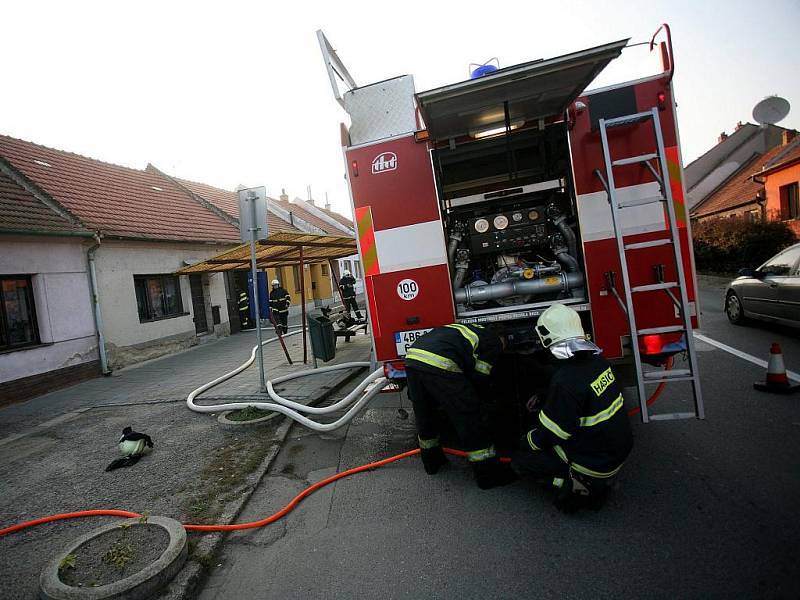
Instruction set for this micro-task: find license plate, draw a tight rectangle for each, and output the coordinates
[394,328,432,356]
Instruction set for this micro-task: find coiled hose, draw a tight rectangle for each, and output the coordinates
[186,327,389,431]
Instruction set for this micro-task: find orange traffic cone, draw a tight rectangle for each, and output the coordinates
[753,343,799,394]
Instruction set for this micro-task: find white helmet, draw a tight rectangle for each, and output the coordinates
[271,279,280,287]
[535,304,585,348]
[343,270,351,277]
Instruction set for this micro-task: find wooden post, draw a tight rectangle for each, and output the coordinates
[299,246,307,364]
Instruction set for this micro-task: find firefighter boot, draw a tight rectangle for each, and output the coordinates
[420,446,447,475]
[472,457,518,490]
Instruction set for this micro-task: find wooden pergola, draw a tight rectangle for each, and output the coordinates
[177,231,358,363]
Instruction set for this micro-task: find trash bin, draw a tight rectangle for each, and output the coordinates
[307,310,336,362]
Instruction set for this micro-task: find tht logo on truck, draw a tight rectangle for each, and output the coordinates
[371,152,397,174]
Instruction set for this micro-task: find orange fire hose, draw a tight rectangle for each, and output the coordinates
[1,371,671,538]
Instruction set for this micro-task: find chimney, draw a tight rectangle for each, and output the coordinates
[325,192,331,211]
[718,131,728,143]
[734,121,744,131]
[782,130,797,146]
[279,188,289,203]
[307,185,314,206]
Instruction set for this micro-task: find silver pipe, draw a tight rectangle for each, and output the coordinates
[87,234,110,374]
[455,271,585,305]
[453,267,468,289]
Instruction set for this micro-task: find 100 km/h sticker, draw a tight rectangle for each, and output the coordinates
[396,279,419,301]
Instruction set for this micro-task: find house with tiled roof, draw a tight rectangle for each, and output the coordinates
[685,122,790,210]
[152,169,356,313]
[280,194,363,294]
[691,130,800,225]
[0,134,242,401]
[753,133,800,237]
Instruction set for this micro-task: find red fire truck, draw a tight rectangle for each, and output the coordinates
[319,24,703,422]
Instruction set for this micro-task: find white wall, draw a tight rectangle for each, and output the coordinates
[0,236,97,383]
[94,241,233,350]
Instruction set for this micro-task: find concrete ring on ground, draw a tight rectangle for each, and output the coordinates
[217,408,282,429]
[40,515,187,600]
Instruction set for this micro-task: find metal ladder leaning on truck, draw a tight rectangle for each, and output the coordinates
[318,23,704,422]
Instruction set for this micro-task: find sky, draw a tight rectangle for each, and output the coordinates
[2,0,799,219]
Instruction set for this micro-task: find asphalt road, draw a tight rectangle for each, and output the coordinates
[199,280,800,600]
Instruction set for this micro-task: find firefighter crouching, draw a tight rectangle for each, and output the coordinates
[268,279,291,334]
[405,323,517,490]
[512,304,633,513]
[339,270,363,321]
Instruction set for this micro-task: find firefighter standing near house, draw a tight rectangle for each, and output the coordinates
[405,323,518,489]
[269,279,291,334]
[512,304,633,513]
[238,289,250,329]
[338,270,363,321]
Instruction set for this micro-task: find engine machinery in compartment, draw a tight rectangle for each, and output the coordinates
[446,184,586,313]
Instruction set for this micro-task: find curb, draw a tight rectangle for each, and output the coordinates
[159,363,368,600]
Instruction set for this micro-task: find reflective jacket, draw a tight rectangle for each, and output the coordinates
[269,287,291,312]
[405,324,503,378]
[526,353,633,479]
[339,274,357,299]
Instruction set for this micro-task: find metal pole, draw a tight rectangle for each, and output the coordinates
[248,195,266,393]
[299,246,307,364]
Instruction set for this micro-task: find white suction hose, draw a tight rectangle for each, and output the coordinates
[186,328,389,431]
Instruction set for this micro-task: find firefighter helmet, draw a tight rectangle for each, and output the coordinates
[535,304,585,348]
[343,270,351,277]
[271,279,280,287]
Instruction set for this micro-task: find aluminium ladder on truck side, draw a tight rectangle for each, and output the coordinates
[594,107,704,423]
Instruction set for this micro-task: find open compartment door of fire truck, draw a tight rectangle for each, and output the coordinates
[414,40,628,341]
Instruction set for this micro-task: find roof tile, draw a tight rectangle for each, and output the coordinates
[691,142,797,218]
[174,177,299,234]
[0,172,90,235]
[0,135,240,243]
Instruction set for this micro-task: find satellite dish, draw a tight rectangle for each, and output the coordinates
[752,96,790,126]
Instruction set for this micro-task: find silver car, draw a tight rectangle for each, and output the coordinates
[725,242,800,328]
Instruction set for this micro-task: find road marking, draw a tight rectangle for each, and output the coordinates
[694,332,800,382]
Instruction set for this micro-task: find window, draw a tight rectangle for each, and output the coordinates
[354,262,361,278]
[746,209,760,223]
[760,246,800,276]
[134,275,185,322]
[0,275,40,351]
[292,266,301,291]
[782,182,799,220]
[321,264,329,276]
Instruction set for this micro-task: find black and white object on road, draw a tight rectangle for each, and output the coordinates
[105,426,154,471]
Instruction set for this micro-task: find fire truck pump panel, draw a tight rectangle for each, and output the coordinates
[437,123,586,316]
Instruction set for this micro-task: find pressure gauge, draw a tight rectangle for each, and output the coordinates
[474,218,489,233]
[493,215,509,230]
[512,212,523,222]
[528,209,540,221]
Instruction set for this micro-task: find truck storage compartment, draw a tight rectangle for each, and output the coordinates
[415,39,628,326]
[433,122,586,321]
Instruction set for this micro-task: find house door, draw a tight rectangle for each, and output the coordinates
[189,274,208,334]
